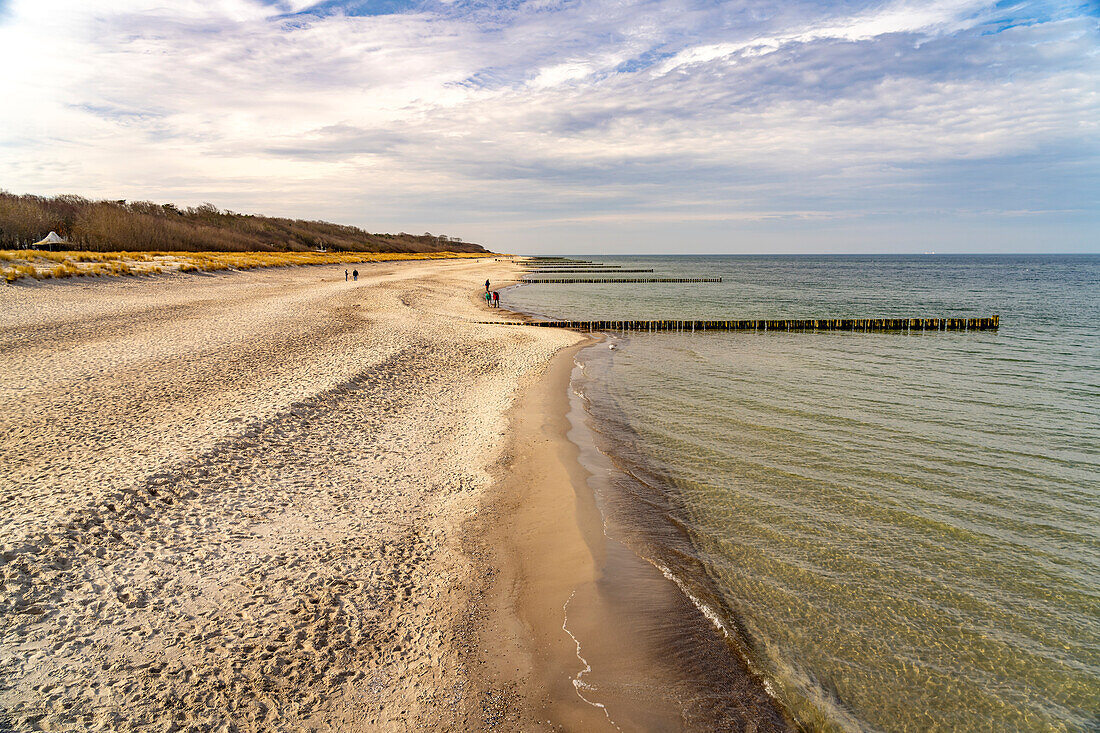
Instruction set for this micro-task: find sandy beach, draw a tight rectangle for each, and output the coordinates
[0,256,798,731]
[0,258,602,730]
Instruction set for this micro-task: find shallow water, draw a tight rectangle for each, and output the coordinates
[505,255,1100,731]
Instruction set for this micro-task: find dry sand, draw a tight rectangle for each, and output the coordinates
[1,257,791,732]
[0,259,604,730]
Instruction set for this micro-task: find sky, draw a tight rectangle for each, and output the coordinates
[0,0,1097,254]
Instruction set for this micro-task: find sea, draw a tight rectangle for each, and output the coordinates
[501,255,1100,732]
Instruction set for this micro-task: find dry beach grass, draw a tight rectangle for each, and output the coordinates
[0,258,583,730]
[0,250,488,283]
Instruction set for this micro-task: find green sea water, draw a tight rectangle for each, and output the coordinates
[504,255,1100,731]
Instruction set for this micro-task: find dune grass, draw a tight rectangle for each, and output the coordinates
[1,250,488,283]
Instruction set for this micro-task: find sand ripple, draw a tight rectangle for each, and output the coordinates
[0,261,577,730]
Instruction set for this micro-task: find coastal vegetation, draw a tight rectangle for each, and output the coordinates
[0,191,485,254]
[0,249,486,283]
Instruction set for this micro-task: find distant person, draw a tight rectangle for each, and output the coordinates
[485,279,490,292]
[484,291,492,307]
[492,291,500,308]
[345,269,348,282]
[353,269,358,281]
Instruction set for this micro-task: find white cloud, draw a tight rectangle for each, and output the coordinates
[0,0,1096,252]
[655,0,993,73]
[529,61,596,88]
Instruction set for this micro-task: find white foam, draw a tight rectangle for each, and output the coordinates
[654,561,732,640]
[561,590,622,731]
[653,561,782,699]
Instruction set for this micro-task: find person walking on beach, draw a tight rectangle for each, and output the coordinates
[485,279,490,292]
[484,291,492,307]
[352,269,358,281]
[345,269,348,282]
[492,291,500,308]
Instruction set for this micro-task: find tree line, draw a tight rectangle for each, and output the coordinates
[0,192,485,254]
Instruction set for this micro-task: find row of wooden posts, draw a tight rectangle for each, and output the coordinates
[524,258,593,263]
[521,277,723,284]
[504,260,998,333]
[488,317,999,332]
[523,269,654,274]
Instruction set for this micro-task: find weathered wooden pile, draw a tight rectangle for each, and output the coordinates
[517,256,716,284]
[523,269,654,274]
[488,317,999,332]
[501,258,999,334]
[522,277,722,284]
[521,265,651,270]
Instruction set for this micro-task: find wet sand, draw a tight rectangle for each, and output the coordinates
[472,332,795,732]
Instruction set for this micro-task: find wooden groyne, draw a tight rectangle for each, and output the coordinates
[523,269,654,274]
[526,258,591,263]
[521,277,723,284]
[489,316,999,332]
[522,262,601,266]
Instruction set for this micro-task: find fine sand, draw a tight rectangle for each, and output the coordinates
[471,336,793,733]
[0,258,610,730]
[0,257,789,731]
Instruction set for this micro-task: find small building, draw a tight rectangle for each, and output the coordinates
[32,231,68,251]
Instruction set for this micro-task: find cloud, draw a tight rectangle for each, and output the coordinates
[0,0,1096,251]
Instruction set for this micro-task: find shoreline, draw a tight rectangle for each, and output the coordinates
[480,282,794,730]
[2,256,793,730]
[566,343,796,730]
[496,254,1100,731]
[464,336,611,729]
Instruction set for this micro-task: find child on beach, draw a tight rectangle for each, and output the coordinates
[492,291,499,308]
[485,279,490,292]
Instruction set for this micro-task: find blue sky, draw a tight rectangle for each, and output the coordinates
[0,0,1097,253]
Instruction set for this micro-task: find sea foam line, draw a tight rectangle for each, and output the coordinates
[652,561,783,701]
[561,590,622,731]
